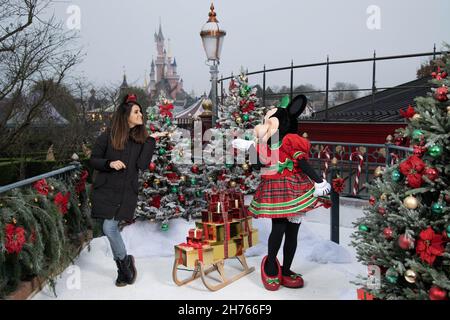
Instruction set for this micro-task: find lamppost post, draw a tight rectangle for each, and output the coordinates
[210,61,219,124]
[200,3,226,126]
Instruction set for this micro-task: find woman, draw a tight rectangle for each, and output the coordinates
[89,93,165,287]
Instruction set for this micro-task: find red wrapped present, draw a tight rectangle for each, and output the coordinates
[357,288,374,300]
[188,228,203,240]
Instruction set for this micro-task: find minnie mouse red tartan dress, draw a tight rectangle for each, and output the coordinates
[248,133,331,219]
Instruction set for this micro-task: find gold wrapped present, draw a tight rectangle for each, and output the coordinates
[174,243,214,268]
[195,221,241,242]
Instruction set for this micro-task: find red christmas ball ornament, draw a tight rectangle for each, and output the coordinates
[166,164,173,171]
[445,194,450,204]
[378,207,386,215]
[369,196,376,206]
[435,86,448,102]
[383,227,393,240]
[191,164,199,174]
[429,286,448,300]
[240,184,246,191]
[413,145,427,158]
[424,167,438,181]
[394,136,405,146]
[398,234,415,250]
[148,162,156,171]
[150,125,156,132]
[178,194,185,203]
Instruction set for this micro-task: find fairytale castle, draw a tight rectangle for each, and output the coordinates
[146,23,185,102]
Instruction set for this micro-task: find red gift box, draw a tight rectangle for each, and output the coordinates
[357,288,374,300]
[188,228,203,240]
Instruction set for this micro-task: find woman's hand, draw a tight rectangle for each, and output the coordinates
[150,131,169,138]
[109,160,126,170]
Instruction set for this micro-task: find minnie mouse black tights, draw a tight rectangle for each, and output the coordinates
[265,218,301,276]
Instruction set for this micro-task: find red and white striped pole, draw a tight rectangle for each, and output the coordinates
[350,151,364,195]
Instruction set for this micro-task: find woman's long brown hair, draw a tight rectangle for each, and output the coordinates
[110,95,149,150]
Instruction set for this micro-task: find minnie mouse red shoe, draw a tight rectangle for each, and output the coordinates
[280,266,304,288]
[261,255,282,291]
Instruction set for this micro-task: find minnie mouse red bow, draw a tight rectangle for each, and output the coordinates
[126,94,137,103]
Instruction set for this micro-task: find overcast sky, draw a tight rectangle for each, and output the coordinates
[50,0,450,97]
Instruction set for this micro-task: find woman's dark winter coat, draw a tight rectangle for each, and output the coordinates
[89,130,155,221]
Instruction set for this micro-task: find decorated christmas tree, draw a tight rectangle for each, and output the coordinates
[203,72,265,194]
[351,51,450,300]
[135,93,208,228]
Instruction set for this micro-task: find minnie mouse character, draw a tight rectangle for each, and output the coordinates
[232,95,331,291]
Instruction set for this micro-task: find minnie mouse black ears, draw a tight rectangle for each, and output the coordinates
[287,94,307,118]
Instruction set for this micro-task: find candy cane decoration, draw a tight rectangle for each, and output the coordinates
[321,146,331,180]
[390,153,399,166]
[350,151,364,195]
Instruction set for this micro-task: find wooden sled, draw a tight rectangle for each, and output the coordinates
[172,254,255,291]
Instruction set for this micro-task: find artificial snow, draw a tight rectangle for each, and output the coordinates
[32,199,367,300]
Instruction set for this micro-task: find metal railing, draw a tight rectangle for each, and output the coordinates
[0,139,413,244]
[217,46,446,119]
[0,162,81,194]
[308,141,413,243]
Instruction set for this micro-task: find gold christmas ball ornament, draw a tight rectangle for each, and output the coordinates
[374,166,384,177]
[180,175,186,182]
[403,195,419,209]
[154,178,160,185]
[12,218,17,224]
[235,117,242,124]
[50,185,55,191]
[412,114,421,121]
[201,99,213,111]
[380,194,387,201]
[34,197,39,203]
[242,163,249,171]
[331,157,338,166]
[404,269,417,283]
[230,181,237,188]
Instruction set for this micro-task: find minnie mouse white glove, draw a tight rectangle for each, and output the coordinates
[313,180,331,197]
[232,138,255,151]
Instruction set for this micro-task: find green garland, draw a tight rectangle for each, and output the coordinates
[0,166,92,298]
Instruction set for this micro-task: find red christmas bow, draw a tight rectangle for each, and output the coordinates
[33,179,49,196]
[416,227,445,265]
[159,103,174,119]
[399,155,425,188]
[399,105,416,119]
[150,195,161,208]
[126,94,137,103]
[332,177,345,193]
[75,170,89,194]
[54,192,70,215]
[5,223,26,254]
[241,101,255,113]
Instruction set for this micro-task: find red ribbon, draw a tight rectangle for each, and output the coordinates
[203,223,209,240]
[178,241,204,263]
[244,217,253,247]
